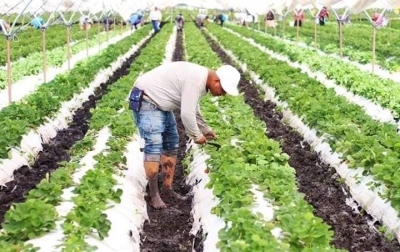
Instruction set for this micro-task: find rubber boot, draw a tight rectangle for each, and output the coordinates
[161,155,187,201]
[144,161,166,209]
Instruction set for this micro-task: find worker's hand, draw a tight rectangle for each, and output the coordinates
[194,135,207,145]
[205,130,217,140]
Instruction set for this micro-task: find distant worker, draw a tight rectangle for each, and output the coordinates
[79,15,92,30]
[149,7,162,33]
[0,19,9,34]
[294,9,304,27]
[197,13,209,29]
[103,17,114,31]
[338,15,351,25]
[214,13,228,27]
[318,6,329,26]
[175,13,185,31]
[30,17,44,29]
[130,10,143,30]
[265,10,276,32]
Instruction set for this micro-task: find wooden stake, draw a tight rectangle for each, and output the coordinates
[85,25,89,58]
[120,18,123,34]
[6,39,12,104]
[98,23,101,52]
[113,17,116,30]
[372,26,376,73]
[106,19,109,45]
[42,29,47,83]
[314,18,317,48]
[296,20,300,42]
[339,22,343,58]
[66,26,71,70]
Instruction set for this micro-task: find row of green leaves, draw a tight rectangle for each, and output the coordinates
[0,24,172,252]
[59,23,173,252]
[0,25,151,159]
[185,23,340,251]
[228,24,400,119]
[207,24,400,215]
[264,21,400,71]
[0,28,125,90]
[0,24,101,65]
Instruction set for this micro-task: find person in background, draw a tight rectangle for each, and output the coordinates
[197,13,209,29]
[79,15,92,30]
[30,17,44,29]
[175,13,184,31]
[128,61,240,209]
[0,19,9,34]
[214,13,228,27]
[338,14,351,25]
[130,10,143,30]
[265,10,276,32]
[149,7,162,33]
[318,6,329,26]
[103,16,114,31]
[294,9,304,27]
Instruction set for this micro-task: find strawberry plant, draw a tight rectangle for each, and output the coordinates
[1,200,58,242]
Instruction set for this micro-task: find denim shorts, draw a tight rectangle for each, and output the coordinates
[132,100,179,156]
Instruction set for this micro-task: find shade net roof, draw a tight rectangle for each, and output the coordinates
[1,0,400,19]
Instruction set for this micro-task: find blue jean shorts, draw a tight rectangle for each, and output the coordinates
[132,100,179,158]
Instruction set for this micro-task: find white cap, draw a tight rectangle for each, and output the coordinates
[216,65,240,96]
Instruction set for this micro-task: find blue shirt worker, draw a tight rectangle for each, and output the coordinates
[215,13,227,27]
[31,17,44,29]
[130,11,143,30]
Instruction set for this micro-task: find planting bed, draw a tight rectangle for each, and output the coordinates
[0,28,157,226]
[203,26,400,251]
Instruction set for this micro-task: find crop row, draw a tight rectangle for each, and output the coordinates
[0,24,101,65]
[184,23,340,251]
[0,24,173,251]
[207,24,400,235]
[0,28,125,90]
[266,21,400,72]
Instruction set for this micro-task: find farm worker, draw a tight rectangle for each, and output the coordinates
[265,10,277,30]
[30,17,44,29]
[130,10,143,30]
[197,14,209,28]
[149,7,162,33]
[79,16,92,30]
[294,8,304,27]
[175,13,184,31]
[0,19,9,34]
[128,61,240,209]
[214,13,227,27]
[318,6,329,26]
[103,17,114,31]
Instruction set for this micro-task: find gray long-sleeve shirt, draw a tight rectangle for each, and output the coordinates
[133,61,211,140]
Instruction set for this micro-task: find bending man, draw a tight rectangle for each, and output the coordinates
[128,61,240,209]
